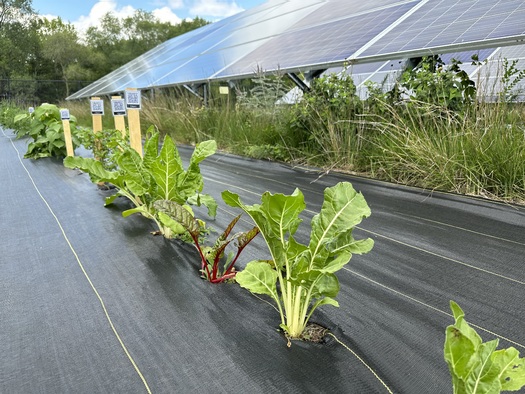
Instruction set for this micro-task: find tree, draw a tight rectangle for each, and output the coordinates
[85,10,209,78]
[39,17,87,96]
[0,0,33,29]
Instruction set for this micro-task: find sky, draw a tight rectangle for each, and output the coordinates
[32,0,267,32]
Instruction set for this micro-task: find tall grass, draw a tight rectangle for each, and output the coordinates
[361,101,525,202]
[58,74,524,204]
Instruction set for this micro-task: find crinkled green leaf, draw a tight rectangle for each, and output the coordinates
[222,188,305,271]
[157,212,187,235]
[154,200,200,237]
[236,261,279,301]
[493,348,525,391]
[187,193,217,218]
[14,113,29,123]
[307,182,372,271]
[444,301,525,394]
[150,135,184,202]
[118,150,152,196]
[64,156,122,185]
[142,131,159,169]
[176,140,216,199]
[295,271,339,298]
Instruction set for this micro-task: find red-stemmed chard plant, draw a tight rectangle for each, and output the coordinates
[154,199,259,283]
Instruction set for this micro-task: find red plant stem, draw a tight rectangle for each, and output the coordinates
[212,255,220,280]
[192,234,212,280]
[210,272,236,284]
[223,247,244,277]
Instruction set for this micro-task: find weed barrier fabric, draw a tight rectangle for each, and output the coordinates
[0,128,523,393]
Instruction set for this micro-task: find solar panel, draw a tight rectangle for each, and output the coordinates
[216,2,415,79]
[68,0,525,100]
[356,0,525,62]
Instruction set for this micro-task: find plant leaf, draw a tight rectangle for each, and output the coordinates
[187,193,217,218]
[142,131,160,169]
[157,212,187,235]
[63,156,122,185]
[153,200,200,237]
[14,113,29,123]
[176,140,217,199]
[118,150,152,196]
[216,214,242,245]
[307,182,372,271]
[236,226,260,249]
[236,261,279,301]
[295,270,339,298]
[122,206,149,218]
[492,348,525,391]
[444,301,525,394]
[150,135,184,202]
[222,188,306,270]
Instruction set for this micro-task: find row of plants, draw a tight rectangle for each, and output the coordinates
[2,102,524,392]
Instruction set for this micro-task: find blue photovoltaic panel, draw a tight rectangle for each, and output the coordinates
[359,0,525,59]
[153,41,268,87]
[68,0,525,100]
[68,0,319,99]
[216,2,414,79]
[291,0,418,30]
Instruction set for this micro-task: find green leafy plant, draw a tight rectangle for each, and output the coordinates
[222,182,373,339]
[0,103,31,137]
[75,126,129,171]
[14,103,79,159]
[154,200,259,283]
[499,58,525,103]
[444,301,525,393]
[64,132,217,238]
[398,56,476,111]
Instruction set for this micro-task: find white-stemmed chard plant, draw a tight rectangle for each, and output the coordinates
[222,182,373,339]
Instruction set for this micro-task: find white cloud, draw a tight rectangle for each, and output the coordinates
[189,0,244,18]
[168,0,185,8]
[73,0,136,33]
[152,7,182,24]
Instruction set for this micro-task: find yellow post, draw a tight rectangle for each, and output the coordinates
[111,95,126,137]
[91,97,103,134]
[60,108,74,157]
[125,88,142,157]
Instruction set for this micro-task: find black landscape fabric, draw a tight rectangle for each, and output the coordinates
[1,128,524,393]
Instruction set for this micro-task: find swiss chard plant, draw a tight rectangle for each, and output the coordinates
[444,301,525,394]
[154,200,259,283]
[15,103,79,159]
[222,182,373,339]
[64,132,217,238]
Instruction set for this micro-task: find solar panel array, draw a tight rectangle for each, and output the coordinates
[68,0,525,99]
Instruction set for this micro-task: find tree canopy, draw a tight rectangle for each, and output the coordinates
[0,0,209,103]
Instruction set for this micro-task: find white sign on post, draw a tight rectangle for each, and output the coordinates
[125,90,141,109]
[60,109,70,120]
[90,99,104,115]
[111,98,127,116]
